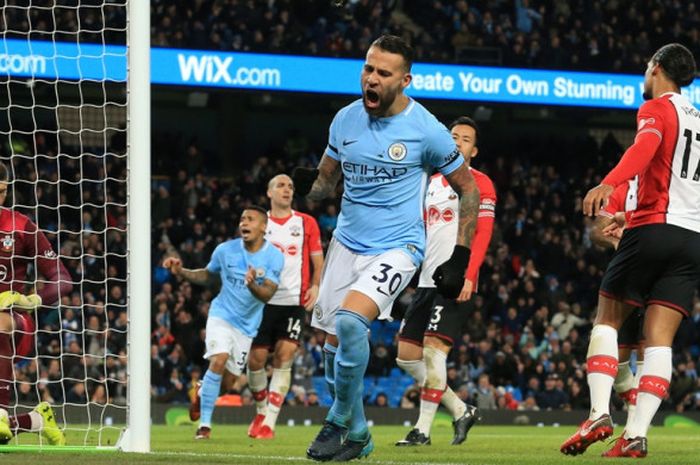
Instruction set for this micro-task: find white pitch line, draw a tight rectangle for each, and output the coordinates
[157,450,464,465]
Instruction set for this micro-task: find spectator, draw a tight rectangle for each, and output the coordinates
[473,374,497,410]
[536,374,569,410]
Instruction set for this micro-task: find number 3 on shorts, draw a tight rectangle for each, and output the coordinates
[371,263,403,297]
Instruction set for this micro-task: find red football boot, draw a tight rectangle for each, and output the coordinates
[560,414,614,456]
[247,414,265,438]
[254,425,275,440]
[602,435,647,458]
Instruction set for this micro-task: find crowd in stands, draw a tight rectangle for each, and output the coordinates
[4,1,700,70]
[150,128,700,413]
[149,0,700,72]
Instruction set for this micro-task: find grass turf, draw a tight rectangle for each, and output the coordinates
[0,424,697,464]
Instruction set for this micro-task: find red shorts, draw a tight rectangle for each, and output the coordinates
[12,311,35,358]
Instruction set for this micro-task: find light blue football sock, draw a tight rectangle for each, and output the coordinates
[327,309,370,435]
[199,369,222,427]
[323,342,337,399]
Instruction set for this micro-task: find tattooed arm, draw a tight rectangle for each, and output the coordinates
[306,154,342,201]
[445,164,480,246]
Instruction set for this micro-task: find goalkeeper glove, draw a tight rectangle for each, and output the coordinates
[292,167,319,197]
[432,245,471,299]
[0,291,19,310]
[0,291,42,311]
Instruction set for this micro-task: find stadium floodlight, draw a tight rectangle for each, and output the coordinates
[0,0,150,452]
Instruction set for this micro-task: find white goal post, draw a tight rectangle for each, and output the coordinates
[121,0,151,453]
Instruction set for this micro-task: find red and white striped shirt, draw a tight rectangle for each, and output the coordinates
[602,92,700,233]
[419,168,497,288]
[266,211,322,306]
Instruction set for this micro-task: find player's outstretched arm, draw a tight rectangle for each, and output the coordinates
[163,257,219,288]
[445,164,480,247]
[294,154,341,201]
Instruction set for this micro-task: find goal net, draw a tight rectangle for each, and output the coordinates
[0,0,149,450]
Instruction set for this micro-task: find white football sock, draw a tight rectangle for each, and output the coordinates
[262,367,291,430]
[397,358,426,386]
[626,347,671,439]
[247,368,269,416]
[586,325,618,419]
[415,346,447,437]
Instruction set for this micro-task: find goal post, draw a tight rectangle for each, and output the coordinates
[121,0,151,453]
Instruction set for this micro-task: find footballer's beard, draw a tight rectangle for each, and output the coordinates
[642,82,652,100]
[363,87,398,117]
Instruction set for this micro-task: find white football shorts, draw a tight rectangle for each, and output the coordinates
[204,316,253,376]
[312,238,417,335]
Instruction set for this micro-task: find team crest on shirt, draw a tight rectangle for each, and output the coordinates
[290,225,301,237]
[638,117,655,130]
[1,235,13,252]
[0,264,7,281]
[255,268,265,279]
[388,142,407,161]
[314,304,322,320]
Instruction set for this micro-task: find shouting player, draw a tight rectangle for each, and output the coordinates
[561,43,700,458]
[395,116,495,447]
[163,206,283,440]
[293,35,480,461]
[246,174,324,439]
[0,161,72,446]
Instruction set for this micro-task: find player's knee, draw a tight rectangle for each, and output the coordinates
[423,335,451,354]
[396,341,422,361]
[423,346,448,389]
[247,353,266,371]
[335,311,368,344]
[273,352,295,370]
[208,354,228,374]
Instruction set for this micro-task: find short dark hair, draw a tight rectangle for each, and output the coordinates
[0,161,9,182]
[448,116,479,145]
[370,35,414,72]
[244,205,268,221]
[651,43,696,87]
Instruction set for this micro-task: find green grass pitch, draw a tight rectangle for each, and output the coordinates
[0,424,697,464]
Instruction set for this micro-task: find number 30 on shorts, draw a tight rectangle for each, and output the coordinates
[371,263,403,297]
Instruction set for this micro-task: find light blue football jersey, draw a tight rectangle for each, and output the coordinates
[325,98,463,265]
[206,238,284,338]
